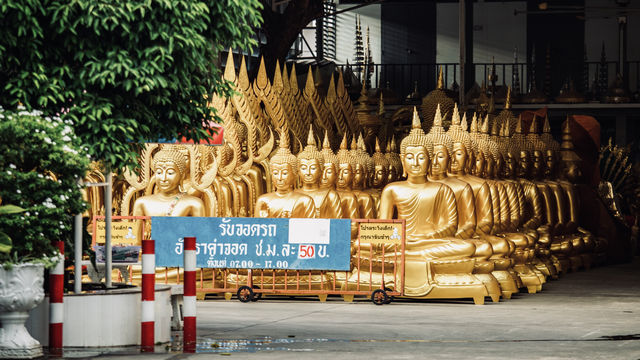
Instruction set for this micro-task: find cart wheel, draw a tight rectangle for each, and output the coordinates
[384,287,394,304]
[371,289,388,305]
[237,286,254,303]
[251,285,262,302]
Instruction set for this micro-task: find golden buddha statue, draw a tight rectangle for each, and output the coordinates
[425,104,502,302]
[557,118,596,270]
[365,138,390,213]
[319,130,340,191]
[131,146,209,219]
[420,66,455,132]
[350,134,376,219]
[335,134,363,220]
[254,127,315,219]
[371,107,487,304]
[448,108,519,299]
[295,126,343,219]
[384,135,402,183]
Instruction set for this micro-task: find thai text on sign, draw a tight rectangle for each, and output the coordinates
[151,217,351,270]
[94,220,140,246]
[359,222,404,244]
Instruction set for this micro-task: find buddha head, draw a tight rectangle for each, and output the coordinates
[540,115,560,180]
[447,104,474,176]
[270,127,298,193]
[526,116,546,180]
[478,114,497,179]
[400,107,431,179]
[385,136,401,182]
[337,134,355,189]
[351,134,369,189]
[425,104,453,179]
[152,147,188,194]
[297,125,324,188]
[513,116,531,179]
[501,118,518,179]
[371,138,390,189]
[468,113,483,176]
[320,130,339,189]
[559,118,583,183]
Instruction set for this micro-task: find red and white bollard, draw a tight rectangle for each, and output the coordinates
[183,237,197,353]
[141,239,155,352]
[49,241,64,356]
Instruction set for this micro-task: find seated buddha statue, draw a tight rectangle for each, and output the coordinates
[367,107,486,304]
[425,104,502,302]
[498,121,546,290]
[365,138,390,213]
[351,134,376,219]
[254,127,315,219]
[524,116,559,278]
[557,118,596,270]
[335,134,363,220]
[295,126,343,219]
[447,108,519,299]
[319,131,341,192]
[132,148,206,218]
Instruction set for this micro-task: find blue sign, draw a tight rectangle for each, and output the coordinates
[151,217,352,271]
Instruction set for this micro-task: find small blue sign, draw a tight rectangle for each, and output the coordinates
[151,217,352,271]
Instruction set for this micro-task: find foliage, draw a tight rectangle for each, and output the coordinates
[0,107,89,266]
[0,0,263,170]
[0,203,25,254]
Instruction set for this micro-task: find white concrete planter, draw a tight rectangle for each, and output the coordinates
[26,285,172,347]
[0,263,45,359]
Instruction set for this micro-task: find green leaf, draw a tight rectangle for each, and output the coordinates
[0,232,11,254]
[0,205,26,215]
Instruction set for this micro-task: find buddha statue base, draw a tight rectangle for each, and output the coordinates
[512,264,542,293]
[491,270,518,299]
[344,257,487,304]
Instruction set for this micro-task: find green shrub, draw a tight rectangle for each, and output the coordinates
[0,106,89,266]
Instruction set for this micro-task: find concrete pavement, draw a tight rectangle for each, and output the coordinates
[59,258,640,359]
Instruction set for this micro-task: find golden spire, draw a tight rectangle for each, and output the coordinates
[273,59,283,91]
[504,117,511,137]
[304,65,316,96]
[451,103,461,126]
[289,64,299,95]
[337,69,346,98]
[543,114,551,133]
[433,103,443,128]
[223,48,236,83]
[505,86,512,110]
[279,125,290,149]
[350,135,358,151]
[256,56,268,90]
[481,114,490,134]
[529,115,537,134]
[412,106,421,129]
[461,112,468,131]
[375,137,382,153]
[437,66,444,89]
[323,130,331,149]
[561,116,574,151]
[307,124,316,146]
[282,62,290,91]
[470,113,478,133]
[238,55,250,91]
[491,118,499,137]
[340,133,348,150]
[515,114,523,134]
[390,134,397,152]
[326,72,337,102]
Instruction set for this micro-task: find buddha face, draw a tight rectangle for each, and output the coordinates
[155,161,182,194]
[320,162,337,188]
[485,156,496,179]
[272,163,296,192]
[402,146,428,177]
[473,151,485,177]
[388,164,398,182]
[450,143,467,175]
[531,150,544,179]
[562,159,582,182]
[517,151,530,178]
[504,153,516,178]
[466,149,476,175]
[430,144,449,178]
[299,158,321,186]
[337,163,353,188]
[373,164,388,188]
[544,150,556,178]
[353,163,366,188]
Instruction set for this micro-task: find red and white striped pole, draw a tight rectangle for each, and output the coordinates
[141,239,155,352]
[183,236,197,353]
[49,241,64,356]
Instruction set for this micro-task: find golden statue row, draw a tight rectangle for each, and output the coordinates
[117,53,606,304]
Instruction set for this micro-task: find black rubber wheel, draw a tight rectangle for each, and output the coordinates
[251,285,262,302]
[384,287,394,304]
[371,289,388,305]
[237,286,254,303]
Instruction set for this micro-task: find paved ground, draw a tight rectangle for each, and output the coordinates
[57,258,640,359]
